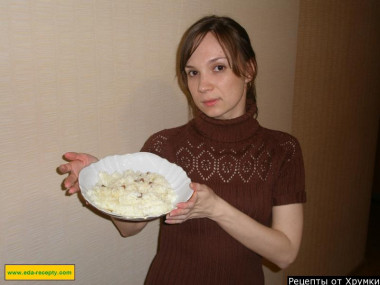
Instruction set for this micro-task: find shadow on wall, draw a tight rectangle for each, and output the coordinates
[56,163,112,222]
[371,117,380,201]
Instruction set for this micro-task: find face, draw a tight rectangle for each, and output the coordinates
[185,33,250,120]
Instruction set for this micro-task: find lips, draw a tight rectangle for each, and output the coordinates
[202,98,219,107]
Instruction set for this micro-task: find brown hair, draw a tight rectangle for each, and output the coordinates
[177,15,258,115]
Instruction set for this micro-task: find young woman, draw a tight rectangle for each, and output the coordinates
[59,15,306,285]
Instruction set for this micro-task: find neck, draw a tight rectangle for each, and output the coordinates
[192,102,259,143]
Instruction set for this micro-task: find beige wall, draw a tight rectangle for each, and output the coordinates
[0,1,300,284]
[285,0,380,280]
[3,1,379,284]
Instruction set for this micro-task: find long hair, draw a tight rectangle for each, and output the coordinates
[176,15,258,116]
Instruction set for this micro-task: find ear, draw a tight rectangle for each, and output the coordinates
[245,59,256,83]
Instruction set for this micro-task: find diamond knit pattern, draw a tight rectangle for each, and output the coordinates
[140,103,306,285]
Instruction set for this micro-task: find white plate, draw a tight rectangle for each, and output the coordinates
[79,152,193,221]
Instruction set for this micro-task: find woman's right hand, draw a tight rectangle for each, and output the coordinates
[58,152,98,195]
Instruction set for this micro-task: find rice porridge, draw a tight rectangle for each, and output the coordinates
[87,170,176,218]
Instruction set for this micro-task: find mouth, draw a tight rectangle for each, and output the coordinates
[202,98,219,107]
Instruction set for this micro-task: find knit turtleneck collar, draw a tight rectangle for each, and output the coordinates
[191,102,259,143]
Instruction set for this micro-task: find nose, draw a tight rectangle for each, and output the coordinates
[198,73,213,93]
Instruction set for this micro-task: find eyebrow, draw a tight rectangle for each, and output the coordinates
[185,57,228,69]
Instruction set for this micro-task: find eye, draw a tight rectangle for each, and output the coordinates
[187,70,198,77]
[213,65,226,72]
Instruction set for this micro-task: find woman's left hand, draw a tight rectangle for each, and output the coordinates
[165,182,219,224]
[165,182,304,269]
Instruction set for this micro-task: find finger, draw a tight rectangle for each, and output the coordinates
[63,172,78,189]
[165,215,188,224]
[176,189,197,209]
[63,152,81,162]
[67,182,80,195]
[191,182,211,193]
[176,200,195,210]
[165,218,182,224]
[189,184,200,199]
[58,163,71,174]
[169,207,190,217]
[168,212,189,219]
[189,191,197,202]
[190,182,200,191]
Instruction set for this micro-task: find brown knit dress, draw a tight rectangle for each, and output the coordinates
[141,103,306,285]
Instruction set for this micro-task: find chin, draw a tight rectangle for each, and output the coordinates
[200,109,224,119]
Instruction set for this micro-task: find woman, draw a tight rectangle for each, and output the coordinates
[59,15,306,284]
